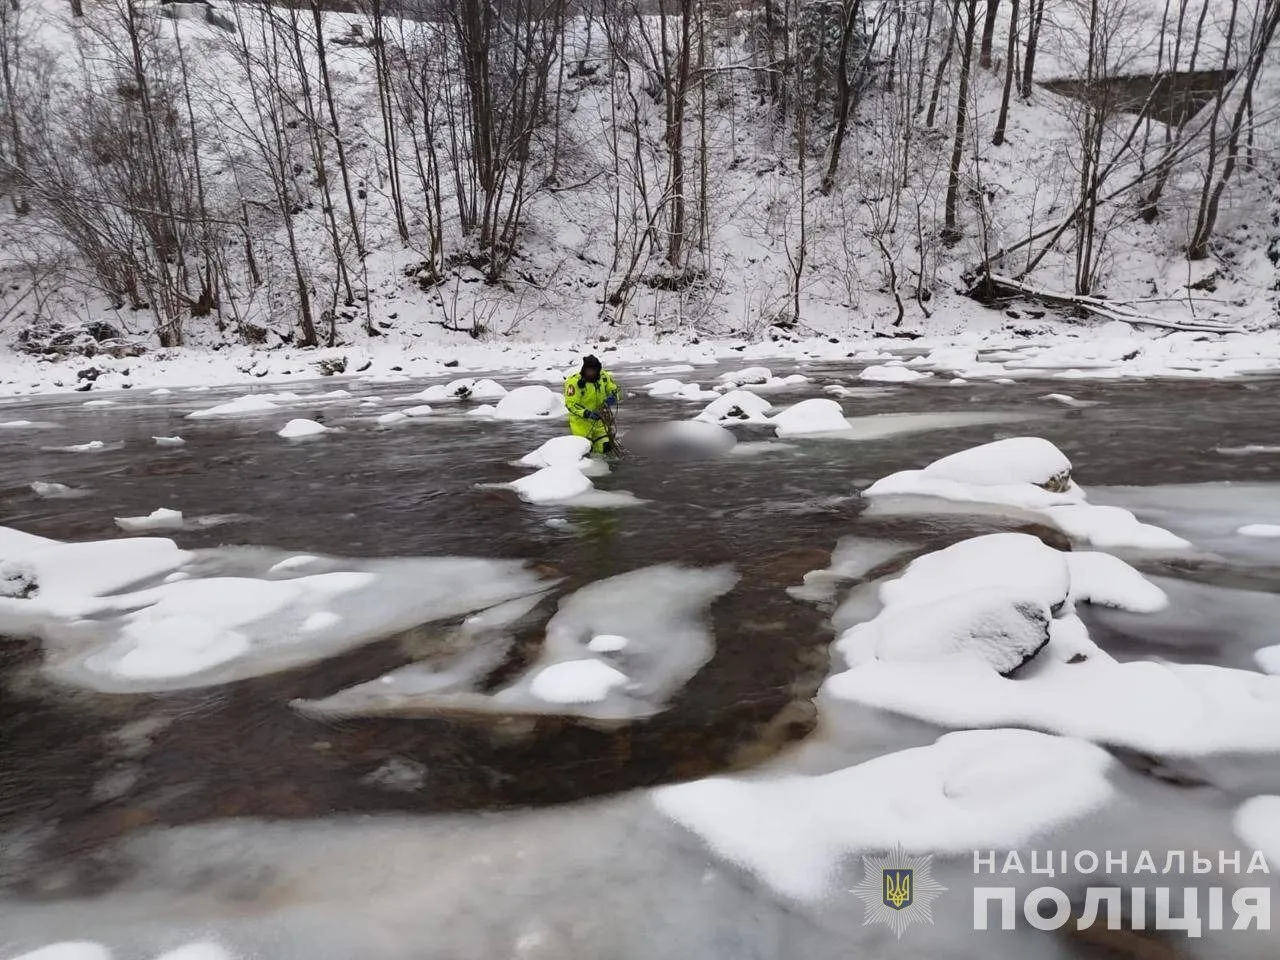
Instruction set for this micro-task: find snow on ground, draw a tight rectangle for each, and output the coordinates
[0,527,550,693]
[653,729,1116,902]
[864,437,1189,550]
[277,419,328,438]
[296,565,736,724]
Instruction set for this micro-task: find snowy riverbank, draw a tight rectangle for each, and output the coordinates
[6,321,1280,399]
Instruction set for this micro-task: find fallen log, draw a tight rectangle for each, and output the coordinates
[970,273,1246,334]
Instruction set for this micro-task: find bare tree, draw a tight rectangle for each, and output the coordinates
[992,0,1019,144]
[944,0,980,237]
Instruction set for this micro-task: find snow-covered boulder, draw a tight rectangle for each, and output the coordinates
[695,390,773,423]
[646,378,688,397]
[858,364,932,383]
[518,435,593,469]
[402,405,434,418]
[153,436,185,447]
[376,412,409,425]
[882,533,1071,616]
[115,508,184,533]
[771,398,851,437]
[414,378,507,402]
[837,588,1051,675]
[508,465,594,504]
[717,365,772,385]
[488,385,565,420]
[922,437,1073,492]
[278,419,327,439]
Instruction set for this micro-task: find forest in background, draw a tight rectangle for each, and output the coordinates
[0,0,1277,354]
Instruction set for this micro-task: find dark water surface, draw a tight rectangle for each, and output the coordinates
[2,363,1280,899]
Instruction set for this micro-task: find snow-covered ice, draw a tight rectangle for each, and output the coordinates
[277,419,328,438]
[114,509,184,534]
[858,364,931,383]
[654,729,1115,902]
[296,565,735,724]
[30,481,88,499]
[376,412,408,425]
[507,465,594,504]
[401,405,433,417]
[152,436,185,447]
[1238,524,1280,537]
[0,527,550,693]
[186,395,280,419]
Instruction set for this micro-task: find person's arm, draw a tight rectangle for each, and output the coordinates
[603,373,620,409]
[564,378,596,419]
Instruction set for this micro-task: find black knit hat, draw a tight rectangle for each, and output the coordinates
[581,354,602,371]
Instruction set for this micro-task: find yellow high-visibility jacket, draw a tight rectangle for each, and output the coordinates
[563,371,621,453]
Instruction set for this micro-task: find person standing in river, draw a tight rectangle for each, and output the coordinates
[564,355,621,454]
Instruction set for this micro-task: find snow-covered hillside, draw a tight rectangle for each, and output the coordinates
[0,0,1277,384]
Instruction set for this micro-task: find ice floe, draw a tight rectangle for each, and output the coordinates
[153,436,185,447]
[0,527,550,693]
[295,565,735,724]
[30,481,88,499]
[186,395,281,419]
[114,509,185,534]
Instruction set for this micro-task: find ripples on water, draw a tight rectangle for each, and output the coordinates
[2,365,1280,958]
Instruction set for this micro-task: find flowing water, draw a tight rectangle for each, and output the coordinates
[1,362,1279,959]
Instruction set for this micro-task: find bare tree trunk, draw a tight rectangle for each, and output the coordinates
[370,0,409,242]
[819,0,865,194]
[925,2,957,126]
[70,0,82,18]
[944,0,979,236]
[992,0,1018,144]
[1019,0,1044,96]
[1189,0,1280,258]
[979,0,999,69]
